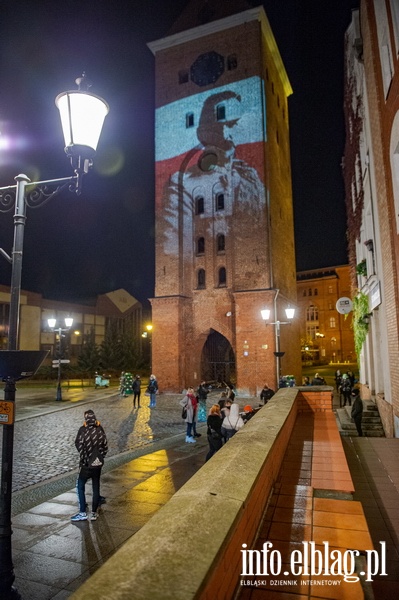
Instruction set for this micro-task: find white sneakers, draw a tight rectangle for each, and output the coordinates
[185,435,196,443]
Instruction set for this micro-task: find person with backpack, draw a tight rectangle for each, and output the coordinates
[71,409,108,522]
[147,374,158,408]
[340,373,352,407]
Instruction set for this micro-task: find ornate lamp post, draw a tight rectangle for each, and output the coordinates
[261,290,295,388]
[48,317,74,401]
[0,74,108,600]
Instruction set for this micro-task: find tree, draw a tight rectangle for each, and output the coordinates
[77,327,100,373]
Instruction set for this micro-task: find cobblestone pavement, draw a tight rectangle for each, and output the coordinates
[0,389,206,493]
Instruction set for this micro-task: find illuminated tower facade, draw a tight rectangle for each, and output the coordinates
[148,1,300,394]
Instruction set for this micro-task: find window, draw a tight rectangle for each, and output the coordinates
[178,70,189,84]
[195,196,204,215]
[329,317,336,328]
[314,288,318,296]
[218,267,226,287]
[216,104,226,121]
[216,193,224,211]
[306,305,319,321]
[306,325,320,340]
[303,289,307,297]
[197,237,205,255]
[328,285,333,294]
[197,269,206,289]
[308,288,312,296]
[227,54,237,70]
[186,112,194,128]
[217,234,225,253]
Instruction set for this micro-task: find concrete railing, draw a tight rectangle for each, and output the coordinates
[71,387,333,600]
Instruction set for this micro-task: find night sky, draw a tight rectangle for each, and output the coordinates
[0,0,359,309]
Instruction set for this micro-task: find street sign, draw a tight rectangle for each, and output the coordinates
[52,359,70,364]
[336,297,353,315]
[0,401,14,425]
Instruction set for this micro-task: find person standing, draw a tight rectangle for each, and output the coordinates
[197,381,209,422]
[351,389,363,437]
[206,404,224,461]
[260,383,275,404]
[180,387,200,443]
[341,374,352,407]
[72,410,108,522]
[147,374,158,408]
[132,375,141,409]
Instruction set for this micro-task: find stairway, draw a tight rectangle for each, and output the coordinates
[335,400,385,437]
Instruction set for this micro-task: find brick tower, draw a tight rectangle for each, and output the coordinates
[148,0,300,394]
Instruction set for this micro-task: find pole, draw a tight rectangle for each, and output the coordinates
[56,328,63,401]
[0,175,29,599]
[275,320,281,388]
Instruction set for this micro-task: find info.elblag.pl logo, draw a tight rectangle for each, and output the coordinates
[240,541,387,584]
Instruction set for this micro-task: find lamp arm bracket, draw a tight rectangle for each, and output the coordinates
[25,176,77,208]
[0,247,12,263]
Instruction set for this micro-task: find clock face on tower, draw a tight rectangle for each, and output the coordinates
[190,51,225,87]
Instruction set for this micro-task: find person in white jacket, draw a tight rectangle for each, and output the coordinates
[221,402,244,441]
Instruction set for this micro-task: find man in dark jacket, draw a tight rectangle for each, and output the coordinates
[71,409,108,522]
[351,389,363,437]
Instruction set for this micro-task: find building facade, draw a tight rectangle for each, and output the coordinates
[0,284,142,365]
[344,1,399,437]
[148,0,300,394]
[297,266,355,365]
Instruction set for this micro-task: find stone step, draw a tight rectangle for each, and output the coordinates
[335,406,385,438]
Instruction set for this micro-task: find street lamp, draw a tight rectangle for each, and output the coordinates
[142,324,153,370]
[261,292,295,388]
[48,317,74,401]
[0,74,108,600]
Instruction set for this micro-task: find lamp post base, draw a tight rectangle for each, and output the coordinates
[56,382,62,402]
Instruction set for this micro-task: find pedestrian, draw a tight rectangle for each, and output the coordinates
[260,383,275,404]
[197,381,209,422]
[226,384,236,402]
[71,409,108,522]
[147,374,158,408]
[180,387,200,443]
[334,369,342,391]
[218,391,228,410]
[221,402,244,441]
[340,373,352,407]
[311,373,325,385]
[132,375,141,409]
[206,404,224,461]
[351,388,363,436]
[302,376,310,386]
[242,405,255,423]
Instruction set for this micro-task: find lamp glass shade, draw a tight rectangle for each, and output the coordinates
[65,317,73,328]
[56,91,109,154]
[48,318,56,329]
[285,307,295,320]
[261,309,271,321]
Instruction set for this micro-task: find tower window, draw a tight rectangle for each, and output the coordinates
[186,112,194,128]
[218,267,227,287]
[308,288,312,296]
[195,196,204,215]
[217,234,225,253]
[197,237,205,255]
[216,193,224,211]
[216,104,226,121]
[178,69,189,84]
[314,288,318,296]
[197,269,206,289]
[227,54,237,70]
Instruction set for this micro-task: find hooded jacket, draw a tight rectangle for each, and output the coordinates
[221,403,244,432]
[75,412,108,468]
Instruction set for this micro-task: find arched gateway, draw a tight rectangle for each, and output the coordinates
[200,330,235,385]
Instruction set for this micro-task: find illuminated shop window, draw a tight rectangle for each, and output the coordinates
[227,54,237,70]
[216,193,224,211]
[178,70,189,84]
[195,196,204,215]
[186,112,194,128]
[216,103,226,121]
[197,237,205,255]
[217,234,225,253]
[218,267,227,287]
[197,269,206,289]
